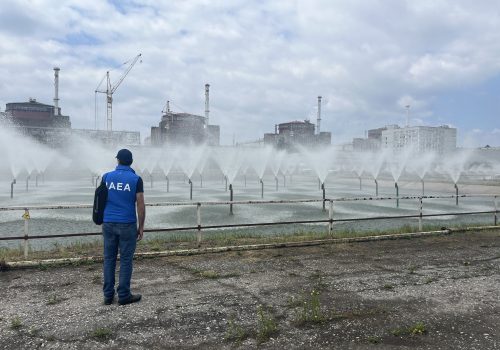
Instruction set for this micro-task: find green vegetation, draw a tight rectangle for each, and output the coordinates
[383,284,394,290]
[296,290,326,325]
[10,317,22,329]
[224,314,248,344]
[46,295,63,305]
[391,322,427,336]
[367,335,382,344]
[256,305,278,344]
[91,327,112,339]
[0,224,495,262]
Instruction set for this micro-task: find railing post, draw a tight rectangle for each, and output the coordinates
[418,198,423,231]
[23,209,30,259]
[328,200,334,236]
[494,197,498,226]
[196,203,202,247]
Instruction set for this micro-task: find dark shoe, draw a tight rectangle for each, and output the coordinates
[104,296,114,305]
[118,294,142,306]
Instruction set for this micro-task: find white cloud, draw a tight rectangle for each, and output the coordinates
[0,0,499,144]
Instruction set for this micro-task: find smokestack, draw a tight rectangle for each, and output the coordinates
[205,83,210,126]
[317,96,322,134]
[54,67,60,115]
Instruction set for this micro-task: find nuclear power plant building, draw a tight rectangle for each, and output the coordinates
[264,120,331,150]
[150,112,220,146]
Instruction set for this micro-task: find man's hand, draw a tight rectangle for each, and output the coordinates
[136,192,145,241]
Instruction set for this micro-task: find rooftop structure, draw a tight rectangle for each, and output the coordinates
[381,125,457,154]
[150,112,220,146]
[264,120,331,150]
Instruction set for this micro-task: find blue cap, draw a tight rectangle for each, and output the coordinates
[116,149,133,165]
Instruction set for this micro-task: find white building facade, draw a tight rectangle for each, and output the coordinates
[381,125,456,154]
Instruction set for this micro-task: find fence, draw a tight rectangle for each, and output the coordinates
[0,194,498,259]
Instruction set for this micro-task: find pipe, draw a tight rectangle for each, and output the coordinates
[395,182,399,208]
[454,183,459,206]
[205,83,210,126]
[321,182,326,211]
[53,67,60,115]
[421,179,425,197]
[189,179,193,200]
[374,179,378,197]
[166,176,169,193]
[26,176,30,192]
[229,184,234,215]
[10,179,16,199]
[275,176,278,191]
[260,178,264,199]
[317,95,322,134]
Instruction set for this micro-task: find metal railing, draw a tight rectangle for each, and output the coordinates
[0,194,498,259]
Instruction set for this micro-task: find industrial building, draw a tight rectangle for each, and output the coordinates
[264,96,331,150]
[353,124,457,154]
[150,84,220,146]
[2,67,141,147]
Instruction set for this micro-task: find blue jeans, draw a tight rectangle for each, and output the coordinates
[102,222,137,301]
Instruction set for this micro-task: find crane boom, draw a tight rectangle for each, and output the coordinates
[95,53,142,132]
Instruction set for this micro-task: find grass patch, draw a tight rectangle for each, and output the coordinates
[391,322,427,336]
[10,317,22,329]
[295,289,326,325]
[367,335,382,344]
[382,284,394,290]
[46,295,63,305]
[91,327,112,339]
[224,314,248,344]
[256,305,278,344]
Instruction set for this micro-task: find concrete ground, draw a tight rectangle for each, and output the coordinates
[1,230,499,349]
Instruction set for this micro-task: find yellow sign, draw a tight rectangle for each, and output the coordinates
[22,212,30,220]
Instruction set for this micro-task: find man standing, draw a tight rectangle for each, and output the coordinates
[102,149,145,305]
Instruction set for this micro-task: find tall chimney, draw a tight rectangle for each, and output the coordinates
[205,83,210,126]
[53,67,60,115]
[317,96,322,134]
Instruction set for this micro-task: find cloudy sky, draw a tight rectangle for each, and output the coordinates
[1,0,499,146]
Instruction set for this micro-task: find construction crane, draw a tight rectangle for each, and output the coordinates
[95,53,142,132]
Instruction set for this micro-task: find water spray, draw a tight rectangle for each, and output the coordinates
[35,173,39,187]
[421,179,425,197]
[200,174,203,188]
[321,182,326,211]
[318,178,321,190]
[244,174,247,188]
[395,182,399,208]
[283,174,286,188]
[359,176,362,191]
[189,178,193,200]
[225,175,228,192]
[166,176,170,192]
[260,178,264,199]
[150,174,153,188]
[374,179,378,196]
[275,176,278,191]
[10,179,16,199]
[26,175,30,192]
[229,184,234,215]
[454,183,459,206]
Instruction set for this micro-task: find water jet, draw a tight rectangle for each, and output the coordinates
[395,182,399,208]
[10,179,16,199]
[189,178,193,200]
[229,184,234,215]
